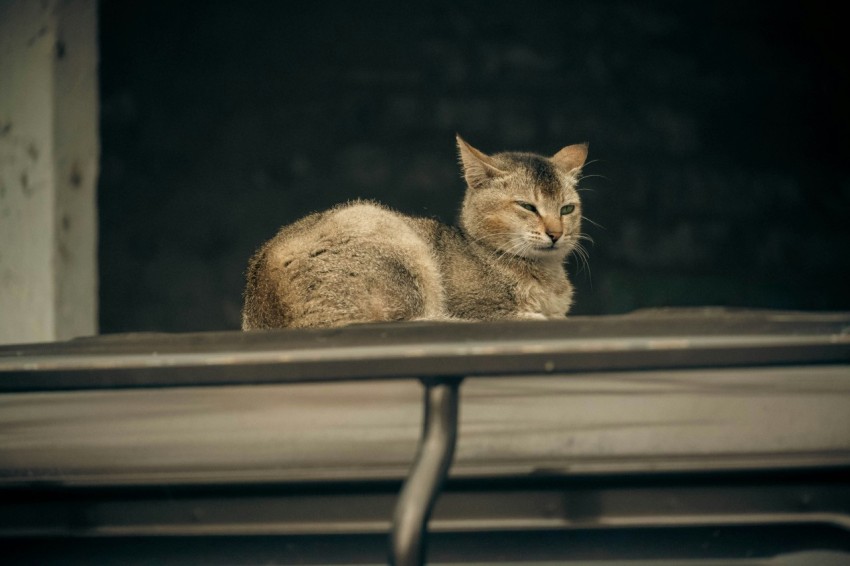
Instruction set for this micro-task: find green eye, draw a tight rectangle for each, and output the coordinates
[560,204,575,215]
[518,202,538,213]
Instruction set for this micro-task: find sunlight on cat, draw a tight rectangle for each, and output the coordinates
[242,135,590,329]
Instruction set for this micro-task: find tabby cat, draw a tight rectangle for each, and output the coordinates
[242,135,589,329]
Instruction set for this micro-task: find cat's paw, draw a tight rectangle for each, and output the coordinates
[412,314,474,324]
[516,312,548,320]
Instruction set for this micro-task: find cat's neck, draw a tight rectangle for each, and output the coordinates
[465,234,565,278]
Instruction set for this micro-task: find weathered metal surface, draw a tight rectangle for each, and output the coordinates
[1,309,849,563]
[4,471,850,537]
[1,309,849,392]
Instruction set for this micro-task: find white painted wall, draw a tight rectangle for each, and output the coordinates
[0,0,98,345]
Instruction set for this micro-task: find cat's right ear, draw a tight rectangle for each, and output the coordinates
[552,143,589,173]
[456,134,506,189]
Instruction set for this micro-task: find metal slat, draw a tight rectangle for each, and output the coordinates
[1,311,849,392]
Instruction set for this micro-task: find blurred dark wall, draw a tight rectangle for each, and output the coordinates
[97,0,850,333]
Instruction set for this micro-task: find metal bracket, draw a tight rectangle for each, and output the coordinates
[389,377,462,566]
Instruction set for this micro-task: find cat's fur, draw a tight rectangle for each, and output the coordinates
[241,135,588,329]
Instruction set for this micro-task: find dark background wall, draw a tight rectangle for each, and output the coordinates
[97,0,850,333]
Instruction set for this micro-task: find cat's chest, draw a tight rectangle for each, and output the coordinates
[514,267,573,318]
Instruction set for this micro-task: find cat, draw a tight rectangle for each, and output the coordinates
[241,135,589,329]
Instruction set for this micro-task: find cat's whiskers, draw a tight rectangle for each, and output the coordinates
[472,230,532,256]
[573,242,590,269]
[577,173,609,182]
[468,231,524,247]
[487,238,544,284]
[566,232,593,285]
[581,215,605,230]
[469,232,533,265]
[579,158,604,170]
[493,237,529,264]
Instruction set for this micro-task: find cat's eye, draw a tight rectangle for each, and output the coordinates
[517,202,538,213]
[560,204,576,215]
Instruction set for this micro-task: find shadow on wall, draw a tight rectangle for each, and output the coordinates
[97,0,850,333]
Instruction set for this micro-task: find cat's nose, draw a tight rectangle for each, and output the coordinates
[546,230,562,244]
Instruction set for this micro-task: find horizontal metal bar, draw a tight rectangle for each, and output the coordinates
[3,470,849,537]
[1,311,848,392]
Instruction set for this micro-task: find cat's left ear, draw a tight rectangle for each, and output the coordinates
[552,143,589,173]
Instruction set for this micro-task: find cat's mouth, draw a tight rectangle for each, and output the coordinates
[535,244,560,252]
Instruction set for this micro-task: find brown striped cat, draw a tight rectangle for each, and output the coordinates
[242,135,589,329]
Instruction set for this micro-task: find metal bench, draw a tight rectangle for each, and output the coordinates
[2,309,849,564]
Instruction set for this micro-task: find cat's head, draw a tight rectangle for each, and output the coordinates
[457,135,587,261]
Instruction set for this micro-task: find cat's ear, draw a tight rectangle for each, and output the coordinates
[456,134,507,188]
[552,143,589,173]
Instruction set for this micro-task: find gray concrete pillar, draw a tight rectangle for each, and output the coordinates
[0,0,99,344]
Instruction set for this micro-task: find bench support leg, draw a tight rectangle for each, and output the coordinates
[389,378,461,566]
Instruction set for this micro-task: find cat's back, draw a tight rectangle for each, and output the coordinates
[242,200,446,329]
[266,200,435,261]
